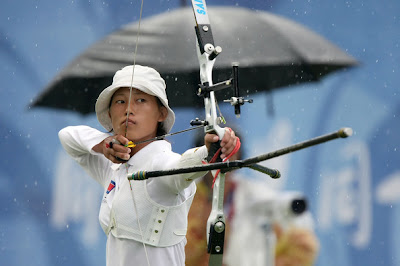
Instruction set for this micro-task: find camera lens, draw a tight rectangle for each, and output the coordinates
[291,199,307,214]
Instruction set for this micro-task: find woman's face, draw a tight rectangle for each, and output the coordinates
[108,87,167,142]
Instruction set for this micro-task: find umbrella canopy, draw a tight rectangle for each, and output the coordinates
[32,6,358,114]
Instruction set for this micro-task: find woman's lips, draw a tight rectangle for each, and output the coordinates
[121,119,136,125]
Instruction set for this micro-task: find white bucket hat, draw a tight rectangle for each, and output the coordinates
[95,65,175,133]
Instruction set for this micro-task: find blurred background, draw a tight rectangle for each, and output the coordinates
[1,0,399,265]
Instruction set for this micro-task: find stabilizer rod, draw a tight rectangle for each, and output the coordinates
[127,127,352,180]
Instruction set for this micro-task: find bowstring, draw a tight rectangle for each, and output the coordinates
[125,0,151,265]
[125,0,144,134]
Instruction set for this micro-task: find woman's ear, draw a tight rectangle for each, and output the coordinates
[158,106,168,122]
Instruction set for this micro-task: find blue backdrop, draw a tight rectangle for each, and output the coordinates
[1,0,399,265]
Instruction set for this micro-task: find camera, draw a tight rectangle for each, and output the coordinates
[248,191,308,229]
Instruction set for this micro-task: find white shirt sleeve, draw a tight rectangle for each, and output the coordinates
[149,145,209,197]
[58,125,112,188]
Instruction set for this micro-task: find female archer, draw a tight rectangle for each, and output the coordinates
[59,65,239,265]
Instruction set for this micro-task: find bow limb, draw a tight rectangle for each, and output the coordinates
[206,171,226,266]
[191,0,225,140]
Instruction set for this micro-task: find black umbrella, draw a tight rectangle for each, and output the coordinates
[32,6,358,114]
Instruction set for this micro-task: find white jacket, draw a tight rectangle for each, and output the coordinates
[59,126,208,248]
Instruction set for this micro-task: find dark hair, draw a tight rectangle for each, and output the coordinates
[157,122,167,137]
[155,97,167,137]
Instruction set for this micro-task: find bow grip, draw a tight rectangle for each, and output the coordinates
[207,140,222,163]
[206,127,225,163]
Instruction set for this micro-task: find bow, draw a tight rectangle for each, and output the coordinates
[190,1,237,265]
[126,1,353,265]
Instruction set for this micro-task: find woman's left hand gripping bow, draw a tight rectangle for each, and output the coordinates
[204,128,239,161]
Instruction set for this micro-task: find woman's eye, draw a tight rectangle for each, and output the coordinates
[116,100,125,104]
[137,98,145,103]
